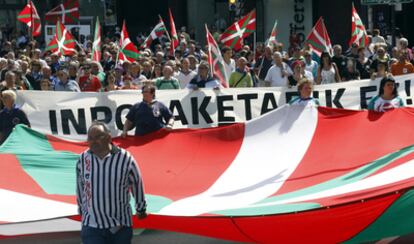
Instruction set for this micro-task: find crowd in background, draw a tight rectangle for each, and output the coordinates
[0,23,413,108]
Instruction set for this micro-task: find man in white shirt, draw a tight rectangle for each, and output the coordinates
[265,52,292,87]
[175,58,197,88]
[222,46,235,81]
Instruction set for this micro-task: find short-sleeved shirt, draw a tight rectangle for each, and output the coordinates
[79,75,102,92]
[229,70,253,87]
[368,95,404,112]
[126,100,173,135]
[289,96,320,106]
[390,62,414,76]
[0,106,30,144]
[155,77,180,90]
[265,63,291,87]
[54,79,80,92]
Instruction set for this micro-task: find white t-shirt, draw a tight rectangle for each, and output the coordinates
[223,59,235,81]
[175,70,197,89]
[264,63,291,87]
[368,95,404,112]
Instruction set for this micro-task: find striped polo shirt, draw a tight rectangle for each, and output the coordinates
[76,145,146,228]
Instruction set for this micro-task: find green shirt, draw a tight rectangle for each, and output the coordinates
[155,77,180,90]
[228,70,253,88]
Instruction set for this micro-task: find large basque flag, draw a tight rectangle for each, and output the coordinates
[2,105,414,243]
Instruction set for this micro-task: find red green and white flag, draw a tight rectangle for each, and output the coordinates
[219,9,256,50]
[168,8,179,56]
[2,105,414,243]
[17,1,41,37]
[349,5,369,47]
[206,25,228,88]
[91,17,101,62]
[266,20,278,48]
[119,21,140,62]
[141,19,167,49]
[306,17,333,57]
[45,20,76,56]
[45,0,79,24]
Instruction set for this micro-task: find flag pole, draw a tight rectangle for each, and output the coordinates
[158,14,173,57]
[253,31,257,66]
[29,0,33,41]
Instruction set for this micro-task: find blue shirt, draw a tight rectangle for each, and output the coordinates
[0,105,30,145]
[126,100,173,136]
[54,79,80,92]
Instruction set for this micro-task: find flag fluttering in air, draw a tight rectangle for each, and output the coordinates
[119,21,140,62]
[306,17,333,57]
[349,5,369,47]
[141,19,167,49]
[206,25,228,88]
[266,20,278,48]
[17,1,41,37]
[91,17,101,62]
[168,8,179,56]
[219,9,256,50]
[45,0,79,24]
[45,20,76,56]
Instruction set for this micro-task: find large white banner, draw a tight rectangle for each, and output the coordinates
[16,74,414,140]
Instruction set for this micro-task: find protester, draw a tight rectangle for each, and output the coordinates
[0,90,30,145]
[304,50,318,80]
[122,84,174,136]
[264,51,291,87]
[78,62,102,92]
[332,45,348,78]
[341,59,360,81]
[76,121,147,244]
[368,76,404,112]
[54,69,81,92]
[356,47,372,79]
[288,60,307,87]
[154,65,180,90]
[390,50,414,76]
[175,57,197,88]
[316,52,341,84]
[187,61,220,89]
[229,57,253,87]
[289,78,319,106]
[222,46,235,80]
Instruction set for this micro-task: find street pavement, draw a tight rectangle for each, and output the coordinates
[1,229,241,244]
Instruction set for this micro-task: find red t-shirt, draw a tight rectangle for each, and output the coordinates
[79,75,102,92]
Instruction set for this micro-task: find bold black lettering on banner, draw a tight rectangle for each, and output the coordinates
[61,109,86,135]
[115,104,132,130]
[285,91,300,104]
[360,86,377,109]
[405,80,413,105]
[217,95,235,122]
[169,100,188,125]
[237,93,258,120]
[313,91,319,99]
[261,93,278,115]
[91,106,112,123]
[49,110,58,134]
[191,96,213,124]
[325,89,345,108]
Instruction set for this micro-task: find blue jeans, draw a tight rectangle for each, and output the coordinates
[81,225,133,244]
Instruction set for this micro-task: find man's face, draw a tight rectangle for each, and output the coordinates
[5,73,15,86]
[87,126,111,155]
[198,65,208,78]
[142,88,154,102]
[334,47,342,57]
[91,64,99,74]
[224,50,232,59]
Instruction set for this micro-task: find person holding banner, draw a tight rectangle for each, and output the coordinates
[289,78,319,106]
[0,90,30,145]
[368,76,404,112]
[122,84,174,137]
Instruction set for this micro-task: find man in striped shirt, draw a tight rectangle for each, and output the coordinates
[76,121,147,244]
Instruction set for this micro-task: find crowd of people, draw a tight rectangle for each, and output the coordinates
[0,25,410,144]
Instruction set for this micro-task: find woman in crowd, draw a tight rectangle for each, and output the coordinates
[316,52,341,84]
[368,76,404,112]
[288,60,306,87]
